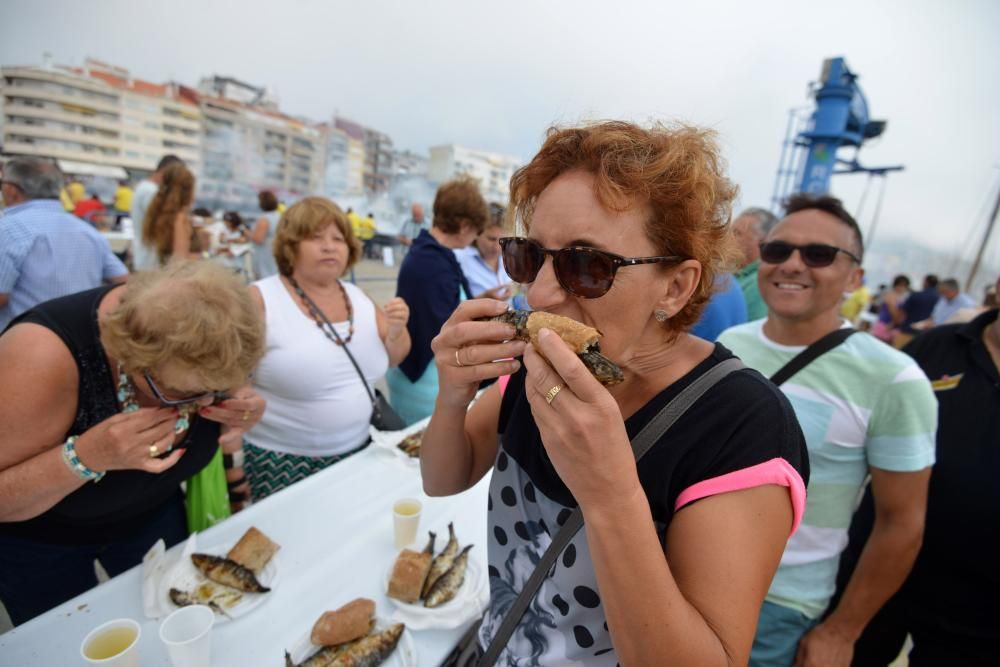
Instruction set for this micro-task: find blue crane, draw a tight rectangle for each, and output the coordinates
[771,57,903,247]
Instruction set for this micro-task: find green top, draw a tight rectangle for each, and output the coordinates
[735,260,767,321]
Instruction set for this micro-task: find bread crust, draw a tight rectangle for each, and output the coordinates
[526,311,600,354]
[226,526,280,574]
[387,549,433,603]
[310,598,376,646]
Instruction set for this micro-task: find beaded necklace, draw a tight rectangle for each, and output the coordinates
[117,364,198,434]
[288,275,354,345]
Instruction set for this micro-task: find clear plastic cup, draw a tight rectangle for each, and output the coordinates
[393,497,422,549]
[159,604,214,667]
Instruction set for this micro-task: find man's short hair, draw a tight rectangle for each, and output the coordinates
[939,278,960,292]
[783,193,864,260]
[2,157,64,200]
[924,274,939,289]
[156,154,183,172]
[737,206,779,238]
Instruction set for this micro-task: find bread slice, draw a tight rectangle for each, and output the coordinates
[526,311,601,354]
[387,549,433,603]
[310,598,376,646]
[226,527,280,574]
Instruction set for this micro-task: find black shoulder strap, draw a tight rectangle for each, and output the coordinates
[769,327,857,387]
[477,357,745,666]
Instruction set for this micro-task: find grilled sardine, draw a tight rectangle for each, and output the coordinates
[168,587,233,618]
[191,553,270,593]
[424,545,472,608]
[422,522,458,598]
[327,623,405,667]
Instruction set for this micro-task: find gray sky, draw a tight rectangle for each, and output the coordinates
[3,0,999,265]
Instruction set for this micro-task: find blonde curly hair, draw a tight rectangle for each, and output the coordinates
[101,261,264,390]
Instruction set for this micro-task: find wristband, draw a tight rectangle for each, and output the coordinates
[61,436,105,483]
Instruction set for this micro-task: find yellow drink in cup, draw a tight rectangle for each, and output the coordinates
[393,498,422,548]
[80,618,141,666]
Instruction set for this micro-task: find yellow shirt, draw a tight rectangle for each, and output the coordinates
[60,189,74,211]
[347,211,362,239]
[358,216,376,241]
[114,185,133,212]
[840,285,871,322]
[67,181,86,204]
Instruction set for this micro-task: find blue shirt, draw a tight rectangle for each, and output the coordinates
[692,273,748,341]
[0,199,127,329]
[900,287,940,333]
[454,246,512,301]
[930,292,976,325]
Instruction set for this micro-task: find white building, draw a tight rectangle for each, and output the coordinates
[0,57,201,181]
[428,144,520,204]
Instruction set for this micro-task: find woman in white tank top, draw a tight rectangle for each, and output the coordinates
[241,197,411,501]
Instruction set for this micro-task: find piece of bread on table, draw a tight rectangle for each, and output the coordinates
[526,311,600,354]
[311,598,376,646]
[226,527,280,574]
[387,549,433,603]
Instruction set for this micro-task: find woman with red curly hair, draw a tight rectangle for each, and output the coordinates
[421,121,809,665]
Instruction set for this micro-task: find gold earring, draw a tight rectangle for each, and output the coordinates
[654,309,669,322]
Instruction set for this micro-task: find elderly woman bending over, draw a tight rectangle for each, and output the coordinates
[421,122,809,665]
[0,261,266,625]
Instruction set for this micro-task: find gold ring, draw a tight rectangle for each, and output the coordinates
[544,384,563,405]
[242,410,250,422]
[455,349,464,367]
[149,444,159,457]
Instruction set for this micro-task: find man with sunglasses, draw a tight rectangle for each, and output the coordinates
[719,193,937,667]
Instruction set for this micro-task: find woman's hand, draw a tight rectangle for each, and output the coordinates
[199,387,266,450]
[74,407,186,474]
[431,299,525,409]
[522,328,641,511]
[383,297,410,340]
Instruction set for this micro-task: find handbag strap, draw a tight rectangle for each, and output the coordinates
[768,327,857,387]
[478,357,745,667]
[292,279,378,405]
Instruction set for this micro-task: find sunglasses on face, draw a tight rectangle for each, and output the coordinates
[143,373,229,407]
[499,236,686,298]
[759,241,861,268]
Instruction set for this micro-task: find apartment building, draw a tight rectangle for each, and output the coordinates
[428,144,520,204]
[196,76,325,211]
[0,58,200,181]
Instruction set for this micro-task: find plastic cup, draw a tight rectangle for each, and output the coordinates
[80,618,141,666]
[159,604,214,667]
[393,497,422,549]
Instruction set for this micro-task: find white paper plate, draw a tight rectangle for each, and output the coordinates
[161,541,279,623]
[383,554,483,617]
[285,616,416,667]
[369,420,428,465]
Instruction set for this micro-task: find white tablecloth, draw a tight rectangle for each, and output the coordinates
[101,230,133,254]
[0,443,490,666]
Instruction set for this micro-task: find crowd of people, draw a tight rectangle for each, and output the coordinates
[0,120,997,665]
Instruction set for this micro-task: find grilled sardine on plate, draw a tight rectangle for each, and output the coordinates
[421,522,459,598]
[285,623,405,667]
[190,553,271,593]
[424,545,472,608]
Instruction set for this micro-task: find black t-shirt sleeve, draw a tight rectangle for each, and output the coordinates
[639,368,809,524]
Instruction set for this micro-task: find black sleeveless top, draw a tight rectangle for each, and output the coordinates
[0,284,220,544]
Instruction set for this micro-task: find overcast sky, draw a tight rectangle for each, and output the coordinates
[3,0,998,265]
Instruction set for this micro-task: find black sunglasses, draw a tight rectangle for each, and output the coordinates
[759,241,861,268]
[499,236,686,298]
[143,373,229,407]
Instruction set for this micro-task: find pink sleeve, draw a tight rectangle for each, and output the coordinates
[673,458,807,536]
[498,374,511,396]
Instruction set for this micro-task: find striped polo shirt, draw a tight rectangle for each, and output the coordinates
[719,320,937,617]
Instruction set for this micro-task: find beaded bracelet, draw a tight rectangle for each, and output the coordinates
[61,436,105,483]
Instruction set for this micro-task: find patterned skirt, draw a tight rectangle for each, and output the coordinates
[243,439,368,502]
